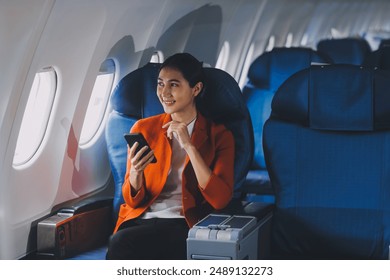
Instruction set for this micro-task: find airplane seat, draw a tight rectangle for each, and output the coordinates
[108,63,255,201]
[379,39,390,49]
[61,62,272,260]
[105,63,163,219]
[262,64,390,259]
[316,38,371,65]
[363,45,390,70]
[242,47,331,202]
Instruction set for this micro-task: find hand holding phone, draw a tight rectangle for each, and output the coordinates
[124,133,157,163]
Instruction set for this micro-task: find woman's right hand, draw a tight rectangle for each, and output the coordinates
[128,142,155,193]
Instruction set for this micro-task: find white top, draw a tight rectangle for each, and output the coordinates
[142,118,196,219]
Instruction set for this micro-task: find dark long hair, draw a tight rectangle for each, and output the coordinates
[159,53,204,88]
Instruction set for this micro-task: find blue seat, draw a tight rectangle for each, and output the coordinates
[68,62,263,259]
[263,64,390,259]
[379,39,390,49]
[242,47,331,202]
[363,45,390,70]
[317,38,371,65]
[106,63,163,220]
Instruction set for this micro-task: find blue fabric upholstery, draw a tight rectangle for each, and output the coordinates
[317,38,371,65]
[106,63,163,218]
[263,64,390,259]
[242,47,331,197]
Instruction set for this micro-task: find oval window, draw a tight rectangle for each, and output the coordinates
[13,67,57,166]
[79,59,116,145]
[215,41,230,70]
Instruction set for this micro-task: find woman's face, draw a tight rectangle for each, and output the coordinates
[157,67,202,117]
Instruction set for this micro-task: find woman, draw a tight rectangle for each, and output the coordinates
[106,53,235,259]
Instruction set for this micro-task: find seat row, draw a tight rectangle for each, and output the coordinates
[317,37,390,66]
[73,60,390,260]
[40,39,390,260]
[241,39,390,201]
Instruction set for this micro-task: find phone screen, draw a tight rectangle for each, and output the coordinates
[124,133,157,163]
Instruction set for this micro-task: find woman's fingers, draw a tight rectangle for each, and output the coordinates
[130,145,154,171]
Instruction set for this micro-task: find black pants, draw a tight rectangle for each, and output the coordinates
[106,218,189,260]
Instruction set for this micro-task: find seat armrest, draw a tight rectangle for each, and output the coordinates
[216,199,274,259]
[37,197,114,259]
[57,197,113,215]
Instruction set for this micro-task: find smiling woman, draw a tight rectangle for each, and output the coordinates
[106,53,235,260]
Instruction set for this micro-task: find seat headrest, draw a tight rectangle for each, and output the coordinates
[363,46,390,70]
[110,63,163,118]
[110,63,246,122]
[379,39,390,49]
[271,64,390,131]
[247,47,330,90]
[317,38,371,65]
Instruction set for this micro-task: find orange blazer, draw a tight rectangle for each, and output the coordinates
[114,112,235,233]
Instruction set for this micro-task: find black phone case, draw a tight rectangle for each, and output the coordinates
[124,133,157,163]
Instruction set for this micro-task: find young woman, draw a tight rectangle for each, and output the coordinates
[106,53,235,259]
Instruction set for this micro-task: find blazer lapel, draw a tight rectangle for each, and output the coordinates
[191,113,208,149]
[183,113,210,168]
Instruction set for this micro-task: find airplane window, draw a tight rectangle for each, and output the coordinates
[238,42,255,89]
[300,33,309,46]
[285,32,293,47]
[215,41,230,70]
[13,67,57,166]
[266,35,275,52]
[150,50,164,63]
[79,59,116,145]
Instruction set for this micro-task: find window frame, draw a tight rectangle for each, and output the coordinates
[79,59,116,147]
[13,67,58,167]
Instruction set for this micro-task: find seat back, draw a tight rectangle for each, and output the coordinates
[105,63,163,218]
[197,67,254,196]
[379,39,390,49]
[263,64,390,259]
[363,46,390,70]
[106,63,254,219]
[317,38,371,65]
[242,47,330,195]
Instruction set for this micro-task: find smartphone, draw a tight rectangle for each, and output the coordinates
[123,133,157,163]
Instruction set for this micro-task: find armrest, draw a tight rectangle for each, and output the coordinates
[37,197,114,259]
[220,199,274,259]
[57,197,113,215]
